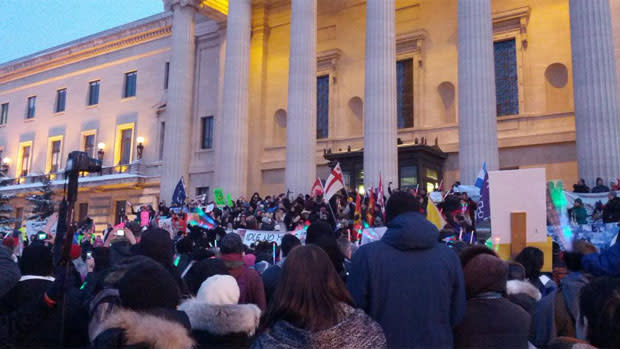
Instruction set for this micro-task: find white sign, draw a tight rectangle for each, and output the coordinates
[360,227,388,245]
[239,229,286,246]
[489,168,547,243]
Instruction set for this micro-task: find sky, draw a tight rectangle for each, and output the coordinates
[0,0,164,64]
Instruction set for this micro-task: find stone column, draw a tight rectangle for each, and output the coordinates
[215,0,251,198]
[569,0,620,183]
[364,0,398,188]
[161,0,196,203]
[457,0,499,185]
[285,0,317,195]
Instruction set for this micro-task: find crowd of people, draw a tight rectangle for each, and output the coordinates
[570,177,620,224]
[1,188,620,348]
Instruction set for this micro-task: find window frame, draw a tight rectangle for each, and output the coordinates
[0,103,8,125]
[123,71,137,98]
[88,80,100,106]
[200,116,214,150]
[492,29,525,117]
[114,122,134,166]
[26,96,36,119]
[55,88,67,113]
[164,62,170,90]
[396,58,414,129]
[17,141,33,177]
[159,121,165,160]
[81,130,97,158]
[46,135,64,174]
[316,74,330,139]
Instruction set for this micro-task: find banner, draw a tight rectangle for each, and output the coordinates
[237,227,310,246]
[547,223,618,252]
[563,190,619,214]
[213,188,226,206]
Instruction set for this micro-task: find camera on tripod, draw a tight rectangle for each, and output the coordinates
[65,151,102,174]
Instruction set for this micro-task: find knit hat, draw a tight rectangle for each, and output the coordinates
[118,257,181,311]
[220,233,244,254]
[70,244,82,260]
[463,254,508,298]
[243,253,256,267]
[20,244,53,276]
[2,236,18,251]
[197,275,240,305]
[138,228,174,266]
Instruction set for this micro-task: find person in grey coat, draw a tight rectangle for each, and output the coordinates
[0,244,20,298]
[347,191,466,348]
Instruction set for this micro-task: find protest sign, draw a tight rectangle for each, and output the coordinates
[240,229,286,246]
[563,190,619,214]
[214,188,226,206]
[25,213,58,239]
[360,227,387,245]
[226,193,233,207]
[158,217,174,239]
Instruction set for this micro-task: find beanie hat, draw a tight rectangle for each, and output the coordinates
[20,244,53,276]
[463,254,508,298]
[118,258,180,311]
[220,233,244,254]
[70,244,82,260]
[243,253,256,267]
[138,228,174,266]
[306,221,333,245]
[197,275,240,305]
[2,236,18,251]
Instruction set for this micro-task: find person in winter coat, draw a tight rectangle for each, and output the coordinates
[603,191,620,223]
[0,245,20,298]
[347,191,466,348]
[531,249,591,347]
[578,277,620,348]
[515,246,556,297]
[454,249,531,348]
[184,258,229,296]
[262,234,301,305]
[581,233,620,276]
[253,245,386,348]
[179,275,261,348]
[572,178,590,193]
[0,244,60,347]
[220,233,266,311]
[505,262,542,317]
[591,177,610,193]
[90,257,194,348]
[570,198,588,224]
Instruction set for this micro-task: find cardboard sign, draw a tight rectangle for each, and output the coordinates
[226,193,233,207]
[239,229,286,246]
[214,188,226,206]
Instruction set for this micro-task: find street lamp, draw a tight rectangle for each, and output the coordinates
[136,136,145,160]
[1,157,10,175]
[97,143,105,161]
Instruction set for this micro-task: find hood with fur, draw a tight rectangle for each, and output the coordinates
[507,279,542,301]
[92,309,194,349]
[179,298,261,336]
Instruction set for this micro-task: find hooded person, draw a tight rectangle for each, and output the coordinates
[219,233,266,311]
[90,257,194,348]
[454,250,531,348]
[179,275,261,348]
[346,191,466,348]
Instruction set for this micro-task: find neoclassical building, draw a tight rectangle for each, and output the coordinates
[1,0,620,226]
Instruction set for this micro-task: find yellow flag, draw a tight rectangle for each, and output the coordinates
[427,199,446,230]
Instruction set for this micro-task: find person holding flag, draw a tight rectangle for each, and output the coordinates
[171,177,187,206]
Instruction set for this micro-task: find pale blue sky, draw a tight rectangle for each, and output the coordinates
[0,0,164,64]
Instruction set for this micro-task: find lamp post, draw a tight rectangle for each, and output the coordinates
[136,137,145,160]
[97,143,105,162]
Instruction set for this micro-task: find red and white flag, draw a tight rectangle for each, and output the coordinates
[377,173,386,220]
[310,178,324,198]
[324,163,345,202]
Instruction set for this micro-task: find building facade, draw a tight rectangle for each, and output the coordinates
[1,0,620,226]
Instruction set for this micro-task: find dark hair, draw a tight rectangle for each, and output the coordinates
[261,245,354,332]
[386,191,420,224]
[20,244,53,276]
[459,245,498,267]
[579,277,620,348]
[514,247,544,280]
[562,251,583,272]
[220,233,244,254]
[281,234,301,257]
[176,237,194,254]
[507,261,526,281]
[183,258,229,296]
[306,221,335,245]
[93,247,110,273]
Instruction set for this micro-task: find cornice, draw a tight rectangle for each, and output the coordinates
[0,13,172,84]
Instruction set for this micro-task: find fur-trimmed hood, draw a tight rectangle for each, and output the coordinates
[178,298,261,336]
[507,279,542,301]
[92,309,194,349]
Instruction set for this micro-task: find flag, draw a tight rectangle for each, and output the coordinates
[324,163,345,202]
[427,199,446,230]
[310,178,324,198]
[474,162,487,189]
[172,177,187,205]
[189,207,217,230]
[377,174,386,221]
[476,170,491,223]
[353,192,362,241]
[366,187,375,226]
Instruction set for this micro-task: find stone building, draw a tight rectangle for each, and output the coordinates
[1,0,619,226]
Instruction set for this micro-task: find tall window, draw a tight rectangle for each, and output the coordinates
[88,81,100,105]
[26,96,36,119]
[55,89,66,113]
[396,59,414,128]
[494,39,519,116]
[164,62,170,89]
[0,103,8,125]
[200,116,214,149]
[50,140,61,173]
[19,144,31,176]
[84,134,95,157]
[159,121,165,160]
[115,200,126,224]
[317,75,329,139]
[399,165,417,188]
[119,129,133,164]
[123,71,137,98]
[78,203,89,222]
